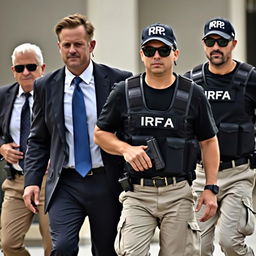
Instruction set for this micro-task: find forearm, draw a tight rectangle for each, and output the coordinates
[199,135,219,184]
[95,126,152,171]
[94,126,130,156]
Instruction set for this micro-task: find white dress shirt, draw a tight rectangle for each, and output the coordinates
[64,61,103,168]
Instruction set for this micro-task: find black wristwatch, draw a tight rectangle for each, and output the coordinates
[204,184,219,195]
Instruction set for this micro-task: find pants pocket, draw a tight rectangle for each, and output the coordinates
[114,217,126,256]
[184,220,201,256]
[238,197,256,235]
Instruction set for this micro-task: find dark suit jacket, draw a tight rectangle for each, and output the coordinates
[0,83,19,209]
[24,62,132,211]
[0,83,19,151]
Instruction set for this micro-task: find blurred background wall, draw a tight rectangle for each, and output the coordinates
[1,0,255,85]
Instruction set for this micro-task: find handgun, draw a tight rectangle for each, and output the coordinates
[146,137,165,171]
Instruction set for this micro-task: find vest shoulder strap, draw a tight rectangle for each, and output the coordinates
[232,62,255,88]
[190,63,205,84]
[126,74,194,116]
[172,75,194,115]
[125,74,144,113]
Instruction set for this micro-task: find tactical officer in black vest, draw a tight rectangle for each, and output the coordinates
[95,23,219,256]
[186,17,256,256]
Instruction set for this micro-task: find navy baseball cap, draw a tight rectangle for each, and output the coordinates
[141,23,177,48]
[203,17,235,40]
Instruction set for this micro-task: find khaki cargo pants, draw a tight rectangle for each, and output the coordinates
[115,180,200,256]
[194,163,256,256]
[1,174,52,256]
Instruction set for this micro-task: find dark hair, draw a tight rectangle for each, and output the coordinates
[55,13,95,41]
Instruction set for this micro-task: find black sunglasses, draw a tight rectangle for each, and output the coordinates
[204,37,231,47]
[142,46,172,57]
[14,64,38,73]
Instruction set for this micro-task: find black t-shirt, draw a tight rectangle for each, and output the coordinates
[97,73,217,142]
[184,61,256,120]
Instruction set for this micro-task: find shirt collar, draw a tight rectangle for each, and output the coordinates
[65,60,94,87]
[17,85,33,97]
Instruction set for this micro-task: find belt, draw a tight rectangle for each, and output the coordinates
[219,157,249,171]
[131,176,187,187]
[87,167,105,176]
[63,167,105,176]
[15,170,24,175]
[12,167,24,175]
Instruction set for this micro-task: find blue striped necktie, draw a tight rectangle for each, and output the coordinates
[19,92,31,169]
[72,77,92,177]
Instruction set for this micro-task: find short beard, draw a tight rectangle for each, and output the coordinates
[208,50,225,66]
[209,56,225,66]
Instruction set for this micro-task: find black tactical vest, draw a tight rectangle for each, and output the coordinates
[190,62,255,159]
[123,73,198,181]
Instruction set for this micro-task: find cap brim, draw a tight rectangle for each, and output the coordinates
[141,37,173,46]
[203,31,232,40]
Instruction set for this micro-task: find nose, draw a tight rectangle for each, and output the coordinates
[22,67,30,75]
[153,49,161,58]
[211,41,220,49]
[69,44,76,53]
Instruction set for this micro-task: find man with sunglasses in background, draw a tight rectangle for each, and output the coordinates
[94,23,219,256]
[0,43,52,255]
[186,17,256,256]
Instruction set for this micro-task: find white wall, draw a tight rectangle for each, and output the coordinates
[229,0,246,61]
[0,0,87,85]
[87,0,138,74]
[0,0,248,85]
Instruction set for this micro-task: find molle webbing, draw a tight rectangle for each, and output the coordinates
[126,74,194,116]
[190,62,255,88]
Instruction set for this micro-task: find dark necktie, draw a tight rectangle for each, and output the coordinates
[72,77,92,177]
[19,92,31,169]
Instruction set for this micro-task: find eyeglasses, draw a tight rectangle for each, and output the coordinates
[142,46,172,57]
[14,64,38,73]
[203,37,231,47]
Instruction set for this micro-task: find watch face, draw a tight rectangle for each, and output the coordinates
[212,185,219,194]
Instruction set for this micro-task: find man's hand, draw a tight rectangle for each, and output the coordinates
[23,185,40,213]
[123,145,152,171]
[0,142,23,164]
[195,190,218,222]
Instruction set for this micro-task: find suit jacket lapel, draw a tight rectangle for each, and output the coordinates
[50,68,66,143]
[93,63,110,117]
[3,84,19,137]
[49,65,111,141]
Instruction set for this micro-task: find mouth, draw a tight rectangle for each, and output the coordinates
[210,51,223,58]
[152,62,162,67]
[68,56,79,60]
[21,76,33,80]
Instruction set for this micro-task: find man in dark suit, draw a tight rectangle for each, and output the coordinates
[23,13,132,256]
[0,43,52,256]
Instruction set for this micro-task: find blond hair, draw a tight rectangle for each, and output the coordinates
[55,13,94,41]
